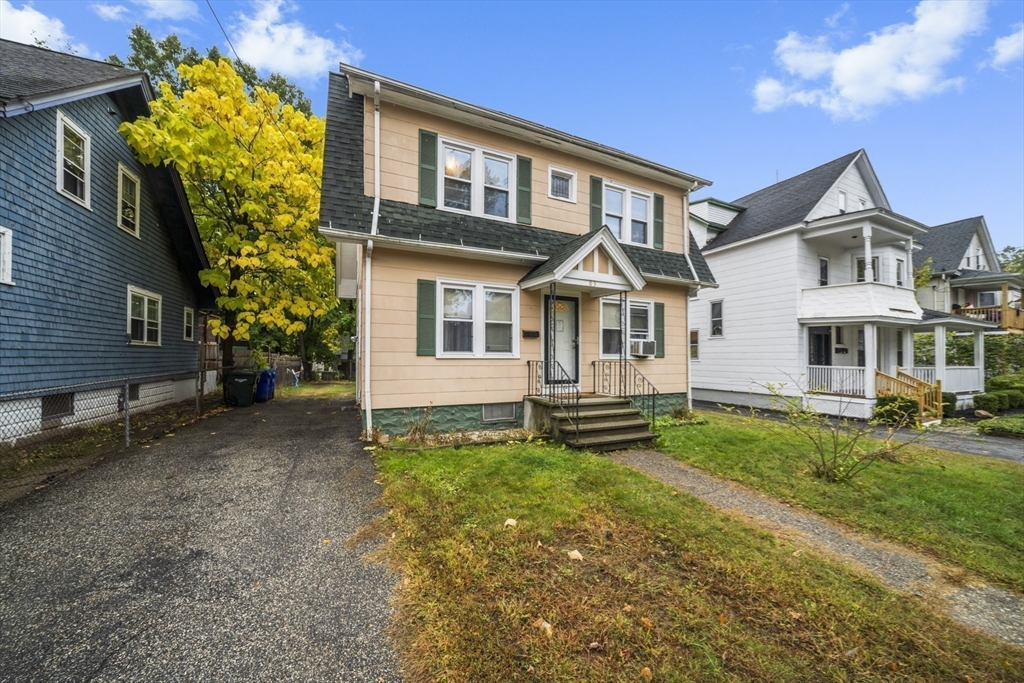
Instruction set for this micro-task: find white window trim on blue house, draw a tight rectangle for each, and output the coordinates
[117,162,141,238]
[0,226,13,285]
[127,285,162,346]
[55,110,91,210]
[183,306,195,341]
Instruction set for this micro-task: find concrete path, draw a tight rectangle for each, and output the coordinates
[609,449,1024,648]
[0,395,401,682]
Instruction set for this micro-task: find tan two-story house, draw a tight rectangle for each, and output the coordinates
[318,66,716,447]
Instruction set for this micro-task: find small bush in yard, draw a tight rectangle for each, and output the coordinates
[1001,389,1024,409]
[973,393,1001,413]
[991,391,1012,410]
[976,415,1024,438]
[986,373,1024,393]
[874,394,919,426]
[941,392,957,416]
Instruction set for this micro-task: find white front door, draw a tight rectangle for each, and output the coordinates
[544,295,579,383]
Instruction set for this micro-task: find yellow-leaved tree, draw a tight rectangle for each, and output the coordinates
[120,58,336,369]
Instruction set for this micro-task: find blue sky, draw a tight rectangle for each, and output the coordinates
[3,0,1022,250]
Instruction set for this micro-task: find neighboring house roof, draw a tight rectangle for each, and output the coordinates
[319,72,715,287]
[703,150,862,251]
[0,39,214,308]
[949,269,1024,288]
[913,216,990,273]
[920,308,998,329]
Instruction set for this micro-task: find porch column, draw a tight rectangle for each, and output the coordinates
[864,323,877,398]
[934,324,946,385]
[974,329,985,370]
[902,327,915,370]
[1001,282,1010,327]
[905,239,914,288]
[862,226,874,282]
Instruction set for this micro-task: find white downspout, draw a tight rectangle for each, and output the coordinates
[364,80,381,434]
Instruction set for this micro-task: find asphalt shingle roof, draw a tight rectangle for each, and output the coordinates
[704,150,861,250]
[0,39,139,104]
[913,216,983,273]
[319,72,715,286]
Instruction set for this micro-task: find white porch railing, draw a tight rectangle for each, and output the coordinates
[910,366,984,394]
[807,366,866,396]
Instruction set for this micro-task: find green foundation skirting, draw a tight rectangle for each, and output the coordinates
[629,391,688,417]
[363,402,524,435]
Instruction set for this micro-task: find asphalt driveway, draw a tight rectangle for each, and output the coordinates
[0,395,401,682]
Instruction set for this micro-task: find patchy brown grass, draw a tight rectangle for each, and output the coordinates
[376,443,1023,682]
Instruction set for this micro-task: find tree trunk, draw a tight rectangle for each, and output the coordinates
[220,308,237,370]
[298,323,311,381]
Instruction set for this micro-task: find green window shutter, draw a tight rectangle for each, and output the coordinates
[590,176,603,232]
[418,130,438,207]
[653,194,665,250]
[516,156,532,224]
[416,279,436,356]
[654,303,665,358]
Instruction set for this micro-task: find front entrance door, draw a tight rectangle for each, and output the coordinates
[808,326,832,366]
[543,295,579,383]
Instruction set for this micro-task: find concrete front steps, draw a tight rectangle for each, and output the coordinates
[551,396,657,452]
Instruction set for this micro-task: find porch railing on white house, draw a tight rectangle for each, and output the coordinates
[909,366,984,394]
[806,366,866,397]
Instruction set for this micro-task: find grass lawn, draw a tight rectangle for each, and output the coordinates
[376,443,1023,682]
[274,380,355,399]
[657,411,1024,592]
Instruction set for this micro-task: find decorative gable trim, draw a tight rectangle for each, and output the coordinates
[519,226,646,291]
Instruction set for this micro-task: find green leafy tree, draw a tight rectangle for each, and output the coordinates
[997,245,1024,275]
[913,256,933,289]
[120,59,334,369]
[108,25,312,115]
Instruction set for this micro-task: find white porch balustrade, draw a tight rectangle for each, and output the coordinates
[807,366,866,396]
[910,366,984,394]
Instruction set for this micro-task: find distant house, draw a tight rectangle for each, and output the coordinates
[317,66,717,446]
[914,216,1023,333]
[688,150,995,418]
[0,40,215,443]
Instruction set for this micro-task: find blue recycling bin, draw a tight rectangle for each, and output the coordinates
[268,369,277,399]
[255,370,273,403]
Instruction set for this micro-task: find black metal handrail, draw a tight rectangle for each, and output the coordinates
[526,360,580,440]
[592,359,659,430]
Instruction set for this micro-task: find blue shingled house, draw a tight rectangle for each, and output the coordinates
[0,39,215,443]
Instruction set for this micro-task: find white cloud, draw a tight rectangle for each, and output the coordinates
[130,0,199,21]
[91,3,129,21]
[231,0,363,80]
[753,0,988,119]
[988,23,1024,69]
[0,0,94,56]
[824,3,850,30]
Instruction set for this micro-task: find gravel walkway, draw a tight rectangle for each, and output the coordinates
[0,395,401,682]
[609,448,1024,648]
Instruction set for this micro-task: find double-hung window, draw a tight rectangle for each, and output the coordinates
[599,299,653,357]
[440,140,515,220]
[56,111,90,208]
[604,183,651,246]
[128,286,161,345]
[184,307,195,341]
[689,330,699,360]
[855,256,879,283]
[118,163,141,237]
[0,226,12,285]
[438,281,518,357]
[838,190,847,213]
[896,259,905,287]
[710,301,724,337]
[818,257,829,286]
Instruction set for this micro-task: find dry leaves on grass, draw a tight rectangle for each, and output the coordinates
[567,549,583,561]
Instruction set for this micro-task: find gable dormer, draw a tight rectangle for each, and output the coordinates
[958,222,1000,272]
[805,151,889,222]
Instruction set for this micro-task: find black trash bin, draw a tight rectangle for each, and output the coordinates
[224,370,258,407]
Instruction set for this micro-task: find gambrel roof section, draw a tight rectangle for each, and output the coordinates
[704,150,889,251]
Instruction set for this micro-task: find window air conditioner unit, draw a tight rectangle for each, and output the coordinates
[630,340,657,357]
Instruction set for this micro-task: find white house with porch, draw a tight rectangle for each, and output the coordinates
[688,150,995,419]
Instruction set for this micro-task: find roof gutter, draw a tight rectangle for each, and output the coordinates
[0,74,150,117]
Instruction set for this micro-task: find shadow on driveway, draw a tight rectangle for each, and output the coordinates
[0,395,401,682]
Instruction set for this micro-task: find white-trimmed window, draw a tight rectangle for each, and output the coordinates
[117,163,141,237]
[599,298,653,357]
[183,307,195,341]
[0,226,12,285]
[482,402,516,422]
[548,166,576,202]
[437,280,518,358]
[127,286,161,346]
[710,300,723,337]
[818,256,829,286]
[56,111,90,208]
[690,330,699,360]
[896,259,905,287]
[975,248,982,270]
[979,291,997,307]
[838,190,847,213]
[439,139,515,221]
[855,256,879,283]
[604,182,652,246]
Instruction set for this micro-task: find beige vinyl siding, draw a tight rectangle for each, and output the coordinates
[364,248,690,410]
[364,100,689,254]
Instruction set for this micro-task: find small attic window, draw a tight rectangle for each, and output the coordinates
[838,191,847,213]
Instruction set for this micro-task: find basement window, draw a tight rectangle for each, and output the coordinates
[42,392,75,421]
[482,403,516,422]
